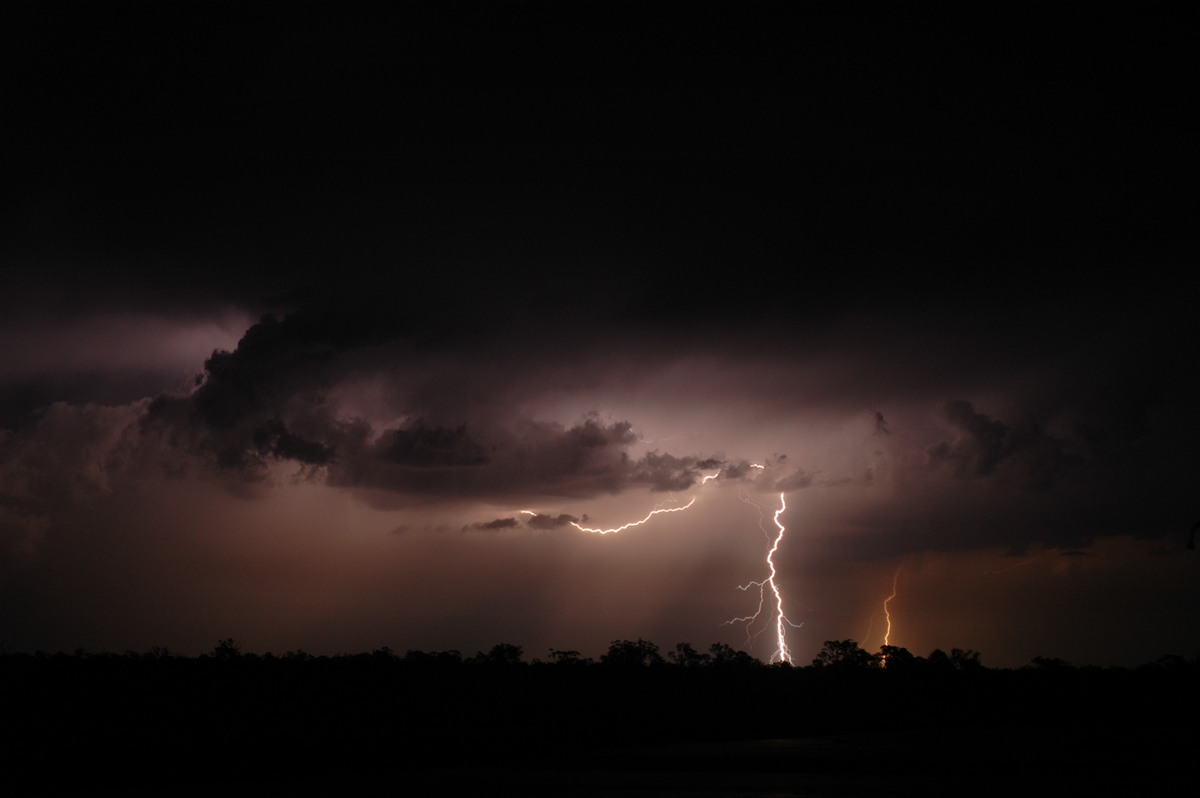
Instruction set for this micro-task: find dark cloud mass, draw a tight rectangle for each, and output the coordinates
[0,4,1195,666]
[129,309,710,502]
[928,400,1081,491]
[463,517,520,533]
[522,513,581,531]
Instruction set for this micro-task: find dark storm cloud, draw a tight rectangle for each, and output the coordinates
[129,309,712,502]
[331,416,706,501]
[464,512,586,534]
[250,418,336,467]
[522,513,581,531]
[139,311,371,475]
[927,400,1081,491]
[810,379,1200,561]
[376,425,489,469]
[712,460,759,481]
[629,451,705,492]
[462,517,520,533]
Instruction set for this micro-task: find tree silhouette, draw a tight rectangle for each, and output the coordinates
[950,648,983,671]
[925,648,956,673]
[812,639,878,670]
[879,644,917,671]
[546,649,590,666]
[211,638,242,659]
[601,638,665,668]
[667,642,711,668]
[469,643,524,666]
[708,642,759,670]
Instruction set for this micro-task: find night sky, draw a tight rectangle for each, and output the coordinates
[1,2,1195,667]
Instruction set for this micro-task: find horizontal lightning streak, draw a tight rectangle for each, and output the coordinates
[520,470,719,536]
[570,497,697,535]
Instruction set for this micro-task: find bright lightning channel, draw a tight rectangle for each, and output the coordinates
[725,491,799,664]
[522,466,801,664]
[524,469,719,536]
[882,565,901,648]
[568,496,697,535]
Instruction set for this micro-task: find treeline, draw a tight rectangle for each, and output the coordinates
[12,636,1196,672]
[3,637,1197,788]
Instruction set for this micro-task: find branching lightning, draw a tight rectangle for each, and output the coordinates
[725,491,799,664]
[521,462,800,664]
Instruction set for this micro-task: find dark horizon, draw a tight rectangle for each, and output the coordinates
[7,634,1198,794]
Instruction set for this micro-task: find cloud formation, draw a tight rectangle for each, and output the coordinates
[128,310,720,503]
[927,400,1081,491]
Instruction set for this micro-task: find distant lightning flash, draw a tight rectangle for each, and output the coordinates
[726,491,798,664]
[882,565,901,648]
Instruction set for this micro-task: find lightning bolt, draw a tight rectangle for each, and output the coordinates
[882,565,901,648]
[522,465,801,664]
[725,491,799,664]
[523,469,719,536]
[566,496,697,535]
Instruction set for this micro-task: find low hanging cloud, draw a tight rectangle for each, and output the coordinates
[522,512,582,531]
[130,310,718,503]
[628,451,707,492]
[327,416,715,500]
[462,517,521,533]
[464,511,583,534]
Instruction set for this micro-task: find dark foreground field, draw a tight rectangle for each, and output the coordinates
[4,647,1197,796]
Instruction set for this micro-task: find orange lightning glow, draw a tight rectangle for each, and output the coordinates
[726,491,798,664]
[882,565,901,648]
